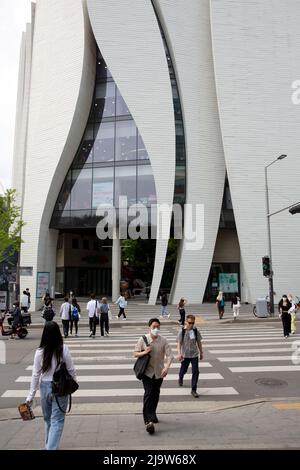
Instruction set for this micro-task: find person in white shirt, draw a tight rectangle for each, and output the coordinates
[26,321,77,450]
[115,293,127,320]
[86,293,99,338]
[21,290,29,313]
[59,297,71,338]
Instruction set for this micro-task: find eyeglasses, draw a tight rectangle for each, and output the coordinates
[187,322,195,325]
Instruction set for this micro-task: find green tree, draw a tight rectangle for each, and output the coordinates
[0,189,25,263]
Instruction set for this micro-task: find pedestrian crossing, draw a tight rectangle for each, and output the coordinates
[1,323,299,406]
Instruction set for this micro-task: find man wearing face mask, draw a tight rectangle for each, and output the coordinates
[134,318,174,434]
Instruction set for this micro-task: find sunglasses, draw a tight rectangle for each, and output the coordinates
[187,321,195,325]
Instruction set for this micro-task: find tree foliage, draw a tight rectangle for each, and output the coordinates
[0,189,25,264]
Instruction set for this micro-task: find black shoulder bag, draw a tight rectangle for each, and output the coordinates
[133,335,150,380]
[52,362,79,413]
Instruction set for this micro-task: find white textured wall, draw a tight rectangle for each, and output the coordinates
[87,0,176,305]
[19,0,96,310]
[154,0,226,304]
[12,23,32,210]
[211,0,300,303]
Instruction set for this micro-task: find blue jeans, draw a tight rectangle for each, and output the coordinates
[40,381,68,450]
[161,306,168,317]
[179,356,199,391]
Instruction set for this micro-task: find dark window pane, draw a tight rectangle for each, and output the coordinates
[116,86,131,117]
[83,239,89,250]
[115,120,136,161]
[115,165,137,207]
[95,82,115,119]
[92,167,114,208]
[93,240,99,251]
[72,238,79,249]
[93,121,114,162]
[96,53,112,79]
[55,171,71,210]
[71,169,92,210]
[137,165,156,206]
[72,124,94,167]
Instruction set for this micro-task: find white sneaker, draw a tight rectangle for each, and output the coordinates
[122,318,127,320]
[167,314,170,319]
[89,332,93,337]
[115,316,119,319]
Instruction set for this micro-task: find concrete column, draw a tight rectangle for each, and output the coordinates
[112,226,121,301]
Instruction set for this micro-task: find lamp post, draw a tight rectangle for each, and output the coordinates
[264,154,287,315]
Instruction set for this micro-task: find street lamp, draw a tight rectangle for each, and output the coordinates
[264,154,287,315]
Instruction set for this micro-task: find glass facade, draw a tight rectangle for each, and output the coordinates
[51,47,157,229]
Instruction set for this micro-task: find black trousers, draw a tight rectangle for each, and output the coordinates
[118,307,126,318]
[179,356,199,391]
[142,375,163,424]
[89,317,97,335]
[179,308,185,325]
[281,312,291,336]
[62,319,69,338]
[70,319,79,334]
[100,313,109,336]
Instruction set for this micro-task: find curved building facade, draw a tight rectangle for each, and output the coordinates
[13,0,300,310]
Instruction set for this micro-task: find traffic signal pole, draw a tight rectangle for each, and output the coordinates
[265,166,275,316]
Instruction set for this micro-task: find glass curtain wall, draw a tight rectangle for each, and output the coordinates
[51,47,157,229]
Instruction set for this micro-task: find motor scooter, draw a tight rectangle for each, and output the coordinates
[0,311,28,339]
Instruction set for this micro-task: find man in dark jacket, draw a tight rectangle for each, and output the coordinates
[11,302,23,337]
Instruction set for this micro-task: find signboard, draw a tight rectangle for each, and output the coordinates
[0,291,7,310]
[219,273,238,293]
[36,272,50,298]
[20,266,33,276]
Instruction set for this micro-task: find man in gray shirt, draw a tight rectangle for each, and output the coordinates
[177,314,203,398]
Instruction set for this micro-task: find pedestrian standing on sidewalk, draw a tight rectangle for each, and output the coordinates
[60,297,71,338]
[216,291,225,319]
[231,293,241,320]
[177,297,187,325]
[21,290,29,313]
[278,295,292,338]
[99,297,110,336]
[134,318,173,435]
[70,297,81,337]
[160,291,169,318]
[86,293,99,338]
[177,314,203,398]
[26,321,77,450]
[288,293,297,334]
[25,288,31,310]
[115,292,127,320]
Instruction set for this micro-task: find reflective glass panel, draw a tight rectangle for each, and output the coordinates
[115,165,137,207]
[55,171,71,211]
[137,131,149,160]
[137,165,156,206]
[93,121,114,162]
[115,121,137,161]
[72,124,94,167]
[71,169,92,210]
[116,86,131,116]
[92,167,114,208]
[95,82,115,119]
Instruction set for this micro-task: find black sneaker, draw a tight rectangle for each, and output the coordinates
[178,379,183,387]
[146,422,155,434]
[191,390,199,398]
[152,416,159,424]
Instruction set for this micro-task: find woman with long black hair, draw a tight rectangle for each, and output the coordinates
[26,321,77,450]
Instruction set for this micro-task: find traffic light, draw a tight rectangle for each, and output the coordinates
[262,256,271,277]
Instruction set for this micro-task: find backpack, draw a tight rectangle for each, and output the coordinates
[219,298,225,307]
[182,327,199,341]
[42,306,55,322]
[52,362,79,413]
[71,306,79,320]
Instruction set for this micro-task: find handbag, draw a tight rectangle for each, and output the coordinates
[133,335,150,380]
[52,362,79,413]
[18,402,35,420]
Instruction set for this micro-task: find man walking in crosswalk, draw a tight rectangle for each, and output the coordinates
[177,314,203,398]
[134,318,174,435]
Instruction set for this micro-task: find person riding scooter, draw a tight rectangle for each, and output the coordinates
[11,302,23,338]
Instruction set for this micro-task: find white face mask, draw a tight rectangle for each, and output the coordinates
[151,328,160,337]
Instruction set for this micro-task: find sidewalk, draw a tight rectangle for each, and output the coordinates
[26,301,281,328]
[1,398,300,449]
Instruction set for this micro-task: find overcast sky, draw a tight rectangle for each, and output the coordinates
[0,0,33,193]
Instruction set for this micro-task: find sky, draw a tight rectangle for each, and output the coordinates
[0,0,33,193]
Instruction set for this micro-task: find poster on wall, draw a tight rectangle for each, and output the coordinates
[36,272,50,298]
[0,291,7,310]
[219,273,238,293]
